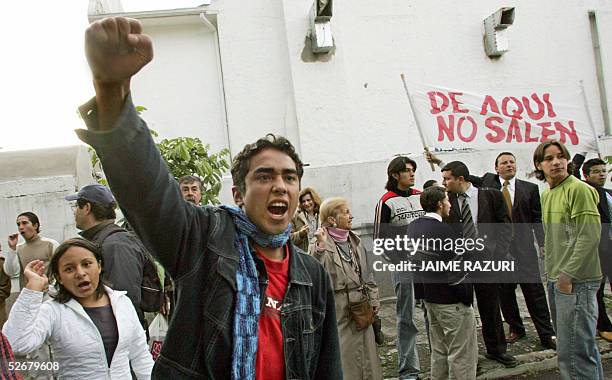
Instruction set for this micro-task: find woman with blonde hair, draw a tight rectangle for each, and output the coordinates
[291,187,322,251]
[310,197,383,379]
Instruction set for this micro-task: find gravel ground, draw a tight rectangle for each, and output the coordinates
[376,290,612,379]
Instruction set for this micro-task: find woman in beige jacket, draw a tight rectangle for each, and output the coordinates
[291,187,322,252]
[309,197,383,380]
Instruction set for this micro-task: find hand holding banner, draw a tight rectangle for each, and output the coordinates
[400,74,436,171]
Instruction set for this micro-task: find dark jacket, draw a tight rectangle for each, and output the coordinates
[407,216,473,306]
[0,258,10,327]
[571,154,612,275]
[80,220,146,323]
[77,96,342,380]
[0,258,10,302]
[469,173,545,277]
[445,187,512,258]
[595,186,612,275]
[444,187,512,282]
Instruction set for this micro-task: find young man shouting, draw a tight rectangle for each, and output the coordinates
[78,17,341,380]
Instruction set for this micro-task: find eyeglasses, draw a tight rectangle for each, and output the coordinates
[69,202,79,210]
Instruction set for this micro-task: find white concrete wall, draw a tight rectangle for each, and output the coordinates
[0,146,94,248]
[215,1,303,155]
[132,15,229,153]
[94,1,612,227]
[207,0,612,161]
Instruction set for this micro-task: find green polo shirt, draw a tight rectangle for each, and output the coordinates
[541,175,602,282]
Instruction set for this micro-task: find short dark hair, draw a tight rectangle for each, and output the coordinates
[420,186,447,213]
[583,158,606,177]
[17,212,40,233]
[178,175,203,190]
[48,238,108,304]
[532,140,574,181]
[441,161,470,180]
[423,179,439,189]
[231,134,303,193]
[386,156,417,191]
[494,151,515,167]
[77,198,117,221]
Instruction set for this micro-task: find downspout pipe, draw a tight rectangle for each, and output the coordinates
[200,12,233,160]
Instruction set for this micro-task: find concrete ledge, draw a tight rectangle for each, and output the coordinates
[476,349,612,379]
[0,145,92,187]
[0,176,76,198]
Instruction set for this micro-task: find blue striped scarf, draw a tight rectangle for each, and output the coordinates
[220,205,291,380]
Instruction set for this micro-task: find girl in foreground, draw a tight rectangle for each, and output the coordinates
[3,238,153,379]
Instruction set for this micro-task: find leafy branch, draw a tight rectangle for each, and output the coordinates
[89,106,230,204]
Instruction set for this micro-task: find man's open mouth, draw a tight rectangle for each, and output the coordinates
[268,202,288,215]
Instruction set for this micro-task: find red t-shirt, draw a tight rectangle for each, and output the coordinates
[255,245,290,380]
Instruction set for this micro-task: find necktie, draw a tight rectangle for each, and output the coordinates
[502,180,512,219]
[460,194,477,238]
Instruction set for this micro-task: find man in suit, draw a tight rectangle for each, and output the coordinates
[573,155,612,341]
[437,160,517,367]
[429,151,556,349]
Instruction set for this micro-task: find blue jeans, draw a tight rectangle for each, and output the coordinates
[394,271,420,379]
[547,280,603,380]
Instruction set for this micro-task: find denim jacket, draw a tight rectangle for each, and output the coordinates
[77,96,342,380]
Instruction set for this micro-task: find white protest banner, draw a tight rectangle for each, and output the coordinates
[406,82,598,151]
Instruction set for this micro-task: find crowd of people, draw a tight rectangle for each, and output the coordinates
[0,16,610,380]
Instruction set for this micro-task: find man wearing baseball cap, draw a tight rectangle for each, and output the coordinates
[65,183,117,207]
[66,184,147,326]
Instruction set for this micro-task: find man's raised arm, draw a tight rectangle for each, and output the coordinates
[77,17,209,280]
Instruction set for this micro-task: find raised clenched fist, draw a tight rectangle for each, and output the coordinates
[85,17,153,85]
[8,233,18,251]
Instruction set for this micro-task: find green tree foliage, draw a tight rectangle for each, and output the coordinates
[156,136,230,205]
[90,106,230,205]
